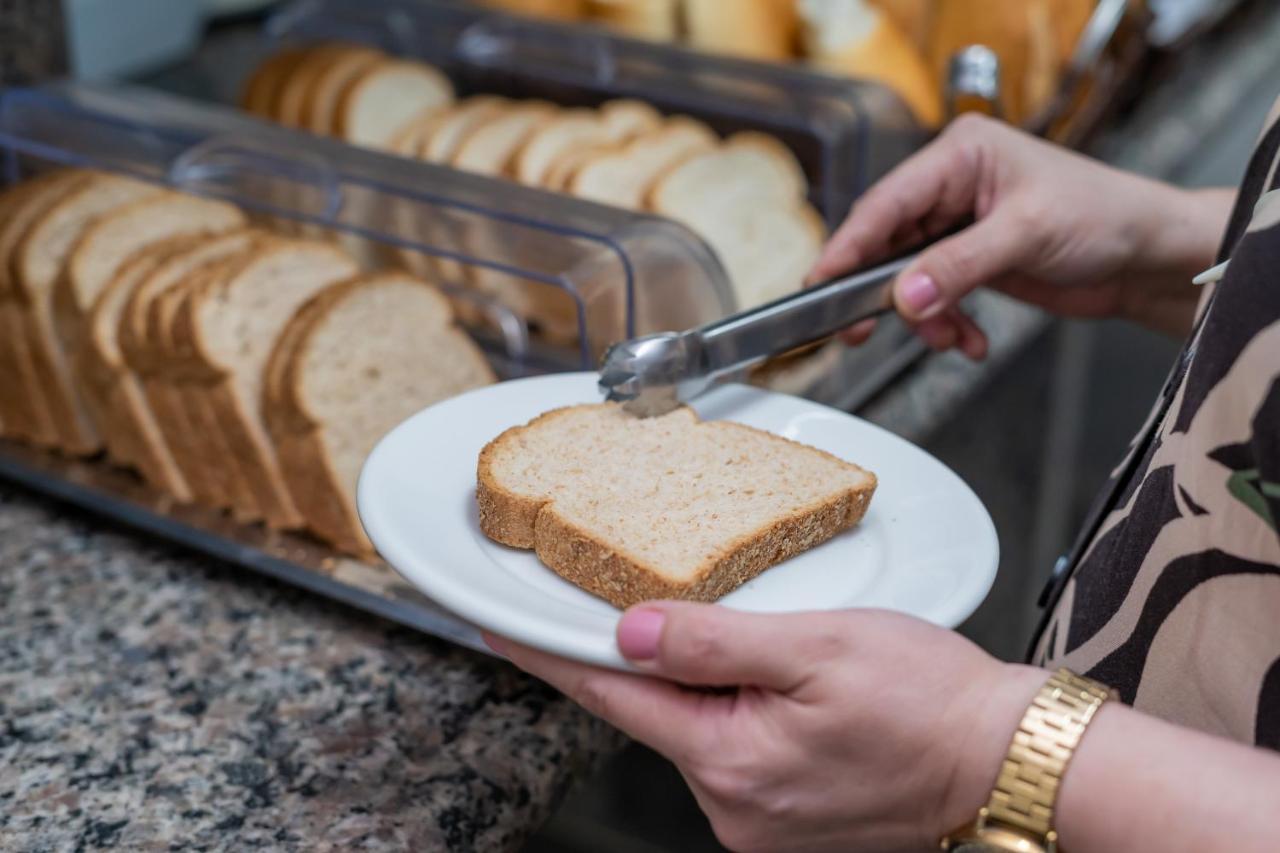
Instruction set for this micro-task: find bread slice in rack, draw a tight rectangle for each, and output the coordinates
[12,172,163,454]
[266,272,495,553]
[55,191,247,383]
[477,403,876,608]
[598,98,664,142]
[420,96,510,163]
[336,59,455,150]
[174,239,360,528]
[0,171,87,446]
[303,45,385,135]
[649,133,824,308]
[568,117,717,209]
[241,46,312,118]
[275,43,351,128]
[513,109,613,186]
[451,101,559,176]
[119,230,262,508]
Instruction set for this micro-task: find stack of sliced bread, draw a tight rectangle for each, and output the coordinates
[242,43,829,333]
[0,169,495,556]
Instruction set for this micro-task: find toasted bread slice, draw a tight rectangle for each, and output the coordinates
[568,118,717,208]
[0,171,87,445]
[477,403,876,607]
[181,240,360,528]
[336,59,455,150]
[12,172,162,454]
[266,272,494,553]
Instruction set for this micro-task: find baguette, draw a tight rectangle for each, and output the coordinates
[584,0,678,40]
[477,403,876,608]
[683,0,799,61]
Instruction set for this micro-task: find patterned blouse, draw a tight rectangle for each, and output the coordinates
[1031,97,1280,751]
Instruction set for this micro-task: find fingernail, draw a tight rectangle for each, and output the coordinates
[617,608,665,661]
[899,272,941,316]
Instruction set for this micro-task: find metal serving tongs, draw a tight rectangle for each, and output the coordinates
[599,254,915,417]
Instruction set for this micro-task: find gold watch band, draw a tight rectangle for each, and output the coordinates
[983,668,1114,847]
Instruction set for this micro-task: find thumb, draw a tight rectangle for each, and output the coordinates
[895,212,1034,322]
[617,602,824,691]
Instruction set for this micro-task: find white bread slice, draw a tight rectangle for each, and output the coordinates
[598,99,663,143]
[799,0,942,127]
[451,101,559,176]
[477,403,876,607]
[568,118,717,208]
[336,59,455,150]
[683,0,799,61]
[183,240,360,528]
[512,109,612,186]
[55,192,247,381]
[420,96,511,163]
[12,172,162,454]
[542,141,620,191]
[0,171,87,445]
[266,272,494,554]
[304,45,385,135]
[585,0,678,40]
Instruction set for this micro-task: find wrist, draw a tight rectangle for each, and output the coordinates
[934,665,1049,844]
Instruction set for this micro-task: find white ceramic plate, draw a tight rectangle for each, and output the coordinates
[358,373,998,670]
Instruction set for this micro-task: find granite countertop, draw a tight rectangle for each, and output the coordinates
[0,492,619,851]
[6,5,1280,852]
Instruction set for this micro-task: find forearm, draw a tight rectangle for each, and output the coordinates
[1123,186,1237,337]
[1055,693,1280,851]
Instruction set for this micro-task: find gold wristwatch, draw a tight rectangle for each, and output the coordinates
[941,668,1114,852]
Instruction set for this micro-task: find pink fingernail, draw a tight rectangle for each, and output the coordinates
[900,273,941,315]
[617,609,665,660]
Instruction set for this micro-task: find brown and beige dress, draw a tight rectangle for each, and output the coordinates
[1031,99,1280,750]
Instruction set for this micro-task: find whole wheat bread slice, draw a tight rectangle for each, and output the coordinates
[266,272,494,553]
[478,404,876,608]
[0,171,88,445]
[180,240,360,528]
[12,172,162,454]
[120,230,263,509]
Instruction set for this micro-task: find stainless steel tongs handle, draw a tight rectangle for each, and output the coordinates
[696,254,914,380]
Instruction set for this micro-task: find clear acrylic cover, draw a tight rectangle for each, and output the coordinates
[0,80,733,367]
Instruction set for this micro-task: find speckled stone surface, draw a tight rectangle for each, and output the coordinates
[0,487,622,852]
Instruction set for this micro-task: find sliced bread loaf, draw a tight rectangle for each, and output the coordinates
[12,172,162,454]
[0,171,87,445]
[568,118,717,209]
[266,272,495,553]
[336,59,455,150]
[181,240,360,528]
[477,403,876,607]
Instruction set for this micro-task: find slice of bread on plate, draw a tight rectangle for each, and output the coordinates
[477,403,876,608]
[174,239,360,528]
[12,172,162,454]
[265,272,495,554]
[337,59,455,150]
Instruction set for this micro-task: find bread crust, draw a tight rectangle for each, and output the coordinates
[477,405,876,608]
